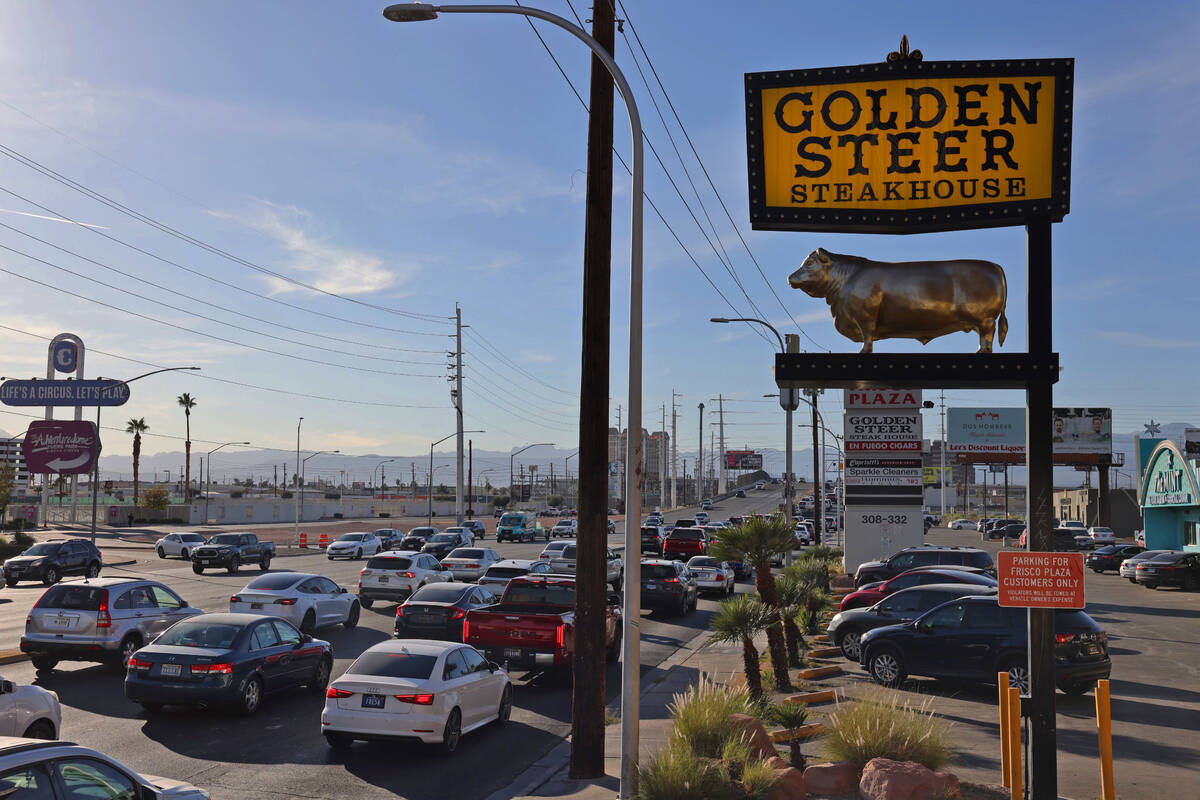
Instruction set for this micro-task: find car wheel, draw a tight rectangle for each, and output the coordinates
[1059,680,1094,696]
[193,564,205,575]
[308,657,332,694]
[495,684,513,724]
[676,595,688,618]
[5,579,17,587]
[1002,658,1030,695]
[355,549,362,560]
[21,719,55,740]
[301,610,317,636]
[344,602,360,629]
[42,567,59,586]
[238,676,263,716]
[1091,568,1104,574]
[260,556,271,572]
[1146,584,1158,590]
[86,562,100,579]
[360,597,374,609]
[689,591,698,612]
[439,708,462,755]
[606,625,623,663]
[181,549,189,561]
[325,732,349,749]
[838,629,863,661]
[228,557,240,576]
[117,634,142,670]
[157,547,166,559]
[868,648,906,687]
[1184,575,1200,592]
[1127,577,1136,584]
[31,656,57,673]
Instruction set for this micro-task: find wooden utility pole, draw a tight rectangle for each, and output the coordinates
[570,0,615,779]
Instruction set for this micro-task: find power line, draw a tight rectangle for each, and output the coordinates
[464,329,579,399]
[0,143,452,324]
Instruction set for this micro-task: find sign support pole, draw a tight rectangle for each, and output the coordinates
[1025,219,1056,799]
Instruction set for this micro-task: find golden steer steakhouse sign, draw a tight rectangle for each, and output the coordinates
[745,58,1073,233]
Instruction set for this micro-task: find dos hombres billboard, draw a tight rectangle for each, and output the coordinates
[948,408,1025,454]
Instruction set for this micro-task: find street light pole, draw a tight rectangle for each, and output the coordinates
[383,5,644,791]
[293,417,303,547]
[205,440,250,525]
[432,431,483,525]
[509,443,553,508]
[373,459,395,500]
[301,450,340,527]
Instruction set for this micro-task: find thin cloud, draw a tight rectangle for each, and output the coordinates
[1091,330,1198,349]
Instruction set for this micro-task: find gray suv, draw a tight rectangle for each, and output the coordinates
[20,577,202,672]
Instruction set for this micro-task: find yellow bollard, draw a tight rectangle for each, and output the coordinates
[998,672,1011,788]
[1008,686,1022,800]
[1096,679,1115,800]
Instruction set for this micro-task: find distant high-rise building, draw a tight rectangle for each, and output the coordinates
[0,437,30,492]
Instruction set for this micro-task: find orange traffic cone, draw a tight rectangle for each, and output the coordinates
[317,533,329,549]
[299,531,308,548]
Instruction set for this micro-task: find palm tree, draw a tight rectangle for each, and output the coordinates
[766,701,811,770]
[707,594,773,700]
[775,575,808,668]
[710,516,798,691]
[177,393,196,500]
[125,418,148,504]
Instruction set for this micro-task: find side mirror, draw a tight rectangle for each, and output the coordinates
[607,592,622,606]
[487,661,500,673]
[301,633,313,643]
[0,679,14,694]
[180,600,189,608]
[338,587,348,594]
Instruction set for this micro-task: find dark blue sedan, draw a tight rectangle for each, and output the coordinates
[125,612,333,715]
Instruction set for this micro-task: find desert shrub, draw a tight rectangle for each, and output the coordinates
[765,701,810,770]
[667,678,751,759]
[636,740,730,800]
[823,687,955,772]
[739,757,782,800]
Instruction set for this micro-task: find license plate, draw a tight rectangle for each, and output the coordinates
[361,694,386,709]
[1085,644,1100,655]
[198,559,211,564]
[251,603,263,610]
[645,583,656,590]
[52,617,71,628]
[503,648,521,659]
[161,664,181,677]
[378,576,389,583]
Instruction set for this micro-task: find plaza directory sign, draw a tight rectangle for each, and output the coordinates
[0,379,129,407]
[745,58,1073,234]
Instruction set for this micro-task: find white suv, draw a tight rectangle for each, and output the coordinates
[0,675,60,739]
[551,519,578,538]
[357,550,453,608]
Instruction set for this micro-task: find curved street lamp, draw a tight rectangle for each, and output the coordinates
[204,441,251,525]
[431,430,483,525]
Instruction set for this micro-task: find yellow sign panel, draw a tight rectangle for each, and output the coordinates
[745,59,1073,233]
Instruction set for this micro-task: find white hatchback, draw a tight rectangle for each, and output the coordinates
[326,532,383,560]
[321,639,512,753]
[1088,527,1117,545]
[229,572,360,635]
[439,548,502,582]
[0,674,61,739]
[358,550,454,608]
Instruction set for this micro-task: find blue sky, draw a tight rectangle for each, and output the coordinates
[0,1,1195,482]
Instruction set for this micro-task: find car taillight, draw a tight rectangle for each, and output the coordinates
[448,608,466,620]
[128,657,152,671]
[360,569,371,576]
[396,606,405,617]
[401,571,415,579]
[465,563,480,569]
[394,693,435,705]
[191,662,234,674]
[1055,633,1076,644]
[462,618,470,640]
[97,590,111,629]
[230,595,242,604]
[555,624,565,649]
[326,687,353,698]
[274,598,298,605]
[663,577,679,583]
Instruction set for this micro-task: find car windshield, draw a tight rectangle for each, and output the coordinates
[499,514,525,526]
[669,530,703,540]
[449,549,484,559]
[180,534,206,543]
[373,530,395,536]
[410,528,437,536]
[428,534,457,544]
[366,556,412,570]
[484,566,528,579]
[543,542,568,552]
[642,564,679,579]
[21,543,61,557]
[444,528,465,534]
[558,546,578,559]
[209,534,242,545]
[337,534,366,542]
[156,621,241,649]
[410,584,473,603]
[37,584,104,610]
[246,574,303,590]
[505,582,575,606]
[555,521,573,526]
[347,650,438,680]
[689,558,720,568]
[1093,545,1119,555]
[1091,528,1113,534]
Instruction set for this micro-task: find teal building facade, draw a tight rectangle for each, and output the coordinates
[1138,439,1200,553]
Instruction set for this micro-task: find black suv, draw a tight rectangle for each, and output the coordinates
[2,539,103,586]
[854,545,993,587]
[639,559,698,617]
[858,594,1110,695]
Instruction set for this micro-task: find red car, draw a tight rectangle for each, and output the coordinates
[838,567,998,611]
[662,528,707,558]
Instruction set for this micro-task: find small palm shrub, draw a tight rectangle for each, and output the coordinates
[765,701,810,770]
[823,687,955,772]
[707,594,774,700]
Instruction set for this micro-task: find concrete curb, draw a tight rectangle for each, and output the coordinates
[0,650,28,666]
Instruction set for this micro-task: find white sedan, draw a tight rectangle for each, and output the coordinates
[1088,527,1117,544]
[686,556,736,595]
[155,532,208,560]
[538,540,573,561]
[439,547,502,582]
[321,639,512,754]
[0,674,61,739]
[229,572,360,635]
[327,532,383,560]
[949,519,978,531]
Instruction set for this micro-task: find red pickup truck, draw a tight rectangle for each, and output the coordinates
[464,575,622,670]
[662,527,708,558]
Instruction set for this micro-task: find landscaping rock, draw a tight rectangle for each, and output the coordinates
[767,765,807,800]
[859,757,962,800]
[765,755,791,770]
[728,713,779,760]
[802,761,856,796]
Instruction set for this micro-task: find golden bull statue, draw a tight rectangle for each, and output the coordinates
[788,248,1008,353]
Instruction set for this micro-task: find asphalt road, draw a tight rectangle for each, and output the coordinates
[0,487,789,799]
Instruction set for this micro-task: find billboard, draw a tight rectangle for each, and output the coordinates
[745,60,1073,234]
[947,407,1026,454]
[1052,408,1112,455]
[727,451,763,470]
[21,420,101,474]
[1184,428,1200,459]
[844,412,922,452]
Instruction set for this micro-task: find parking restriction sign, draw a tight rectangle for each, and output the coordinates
[997,551,1086,609]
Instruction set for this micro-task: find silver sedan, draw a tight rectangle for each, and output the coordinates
[439,547,502,582]
[686,556,735,595]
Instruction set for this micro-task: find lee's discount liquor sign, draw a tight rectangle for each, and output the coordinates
[997,551,1085,609]
[745,58,1073,234]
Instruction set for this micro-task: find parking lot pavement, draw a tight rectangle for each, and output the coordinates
[867,528,1200,797]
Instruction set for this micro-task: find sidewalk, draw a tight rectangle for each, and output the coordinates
[490,628,747,800]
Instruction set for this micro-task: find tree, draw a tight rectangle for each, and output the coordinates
[0,461,15,522]
[492,495,509,508]
[710,516,797,691]
[547,494,564,508]
[177,393,196,499]
[766,701,810,770]
[139,486,170,512]
[707,594,773,700]
[125,417,149,504]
